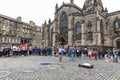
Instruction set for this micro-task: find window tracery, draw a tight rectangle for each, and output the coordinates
[86,21,93,40]
[114,17,120,34]
[59,12,68,44]
[75,22,82,40]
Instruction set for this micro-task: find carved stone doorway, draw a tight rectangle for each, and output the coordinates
[59,37,66,45]
[55,33,68,46]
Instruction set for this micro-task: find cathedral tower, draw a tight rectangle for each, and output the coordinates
[70,0,74,4]
[83,0,104,12]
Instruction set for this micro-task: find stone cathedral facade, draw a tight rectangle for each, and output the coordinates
[39,0,120,49]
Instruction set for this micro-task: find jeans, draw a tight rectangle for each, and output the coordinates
[70,54,75,61]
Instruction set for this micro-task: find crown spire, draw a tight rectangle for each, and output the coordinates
[55,3,58,11]
[70,0,74,4]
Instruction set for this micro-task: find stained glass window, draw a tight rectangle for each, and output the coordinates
[87,21,93,40]
[59,12,68,44]
[114,17,120,29]
[75,22,82,40]
[115,21,119,29]
[60,12,68,34]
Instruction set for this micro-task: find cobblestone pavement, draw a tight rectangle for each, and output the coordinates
[0,56,120,80]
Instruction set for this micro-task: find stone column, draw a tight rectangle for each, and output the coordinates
[97,19,102,45]
[53,33,57,46]
[68,30,73,46]
[106,21,111,47]
[46,39,48,46]
[81,22,86,46]
[68,15,74,46]
[53,21,58,47]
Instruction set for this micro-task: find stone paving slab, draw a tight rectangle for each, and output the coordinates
[0,56,120,80]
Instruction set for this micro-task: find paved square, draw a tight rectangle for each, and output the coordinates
[0,56,120,80]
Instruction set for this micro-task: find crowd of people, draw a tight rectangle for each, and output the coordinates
[0,44,120,63]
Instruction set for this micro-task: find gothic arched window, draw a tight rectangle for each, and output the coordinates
[114,17,120,29]
[60,12,68,34]
[60,12,68,44]
[87,21,92,31]
[115,22,119,29]
[75,22,82,40]
[100,20,103,32]
[87,21,93,40]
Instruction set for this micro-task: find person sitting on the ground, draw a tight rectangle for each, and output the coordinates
[78,63,94,69]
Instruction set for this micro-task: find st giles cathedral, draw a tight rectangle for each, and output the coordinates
[39,0,120,49]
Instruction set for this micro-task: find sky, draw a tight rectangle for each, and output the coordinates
[0,0,119,26]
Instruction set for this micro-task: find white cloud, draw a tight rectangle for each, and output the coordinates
[0,0,119,26]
